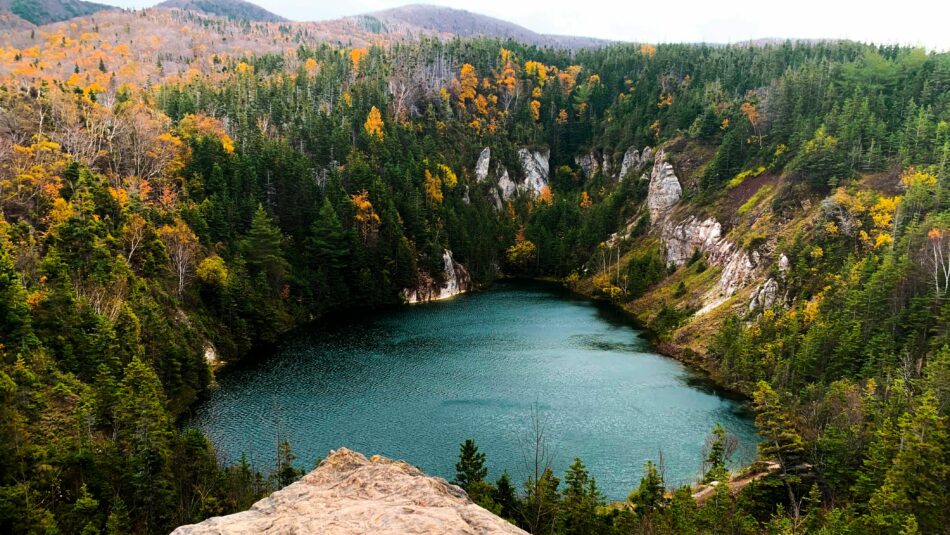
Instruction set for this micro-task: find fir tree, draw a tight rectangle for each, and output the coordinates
[454,439,488,489]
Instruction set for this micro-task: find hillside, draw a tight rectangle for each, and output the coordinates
[356,4,611,49]
[156,0,285,22]
[0,0,112,25]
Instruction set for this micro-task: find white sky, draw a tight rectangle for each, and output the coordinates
[98,0,950,51]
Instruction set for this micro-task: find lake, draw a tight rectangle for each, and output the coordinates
[190,280,758,500]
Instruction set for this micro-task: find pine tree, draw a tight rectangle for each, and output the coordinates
[114,357,174,531]
[560,458,603,535]
[523,467,560,535]
[702,424,730,483]
[104,497,130,535]
[0,227,35,357]
[752,381,805,469]
[629,461,666,515]
[454,439,488,489]
[868,392,949,533]
[242,205,289,292]
[492,471,519,521]
[305,199,351,306]
[275,438,303,489]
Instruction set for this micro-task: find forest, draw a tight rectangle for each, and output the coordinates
[0,9,949,534]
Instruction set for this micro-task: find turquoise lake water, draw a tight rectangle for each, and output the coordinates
[190,280,758,500]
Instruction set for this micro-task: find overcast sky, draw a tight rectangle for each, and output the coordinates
[98,0,950,50]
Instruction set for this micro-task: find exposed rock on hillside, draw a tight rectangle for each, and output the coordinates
[475,147,550,208]
[663,216,723,266]
[475,147,491,183]
[575,151,600,178]
[618,146,653,180]
[403,250,472,303]
[497,168,517,203]
[646,149,682,222]
[518,148,550,196]
[749,277,780,311]
[647,150,760,313]
[171,448,527,535]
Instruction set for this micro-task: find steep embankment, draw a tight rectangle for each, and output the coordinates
[567,139,794,380]
[172,448,527,535]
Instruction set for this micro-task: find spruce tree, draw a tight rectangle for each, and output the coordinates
[454,439,488,489]
[560,458,603,535]
[241,205,289,292]
[629,461,666,515]
[702,424,730,483]
[492,471,519,521]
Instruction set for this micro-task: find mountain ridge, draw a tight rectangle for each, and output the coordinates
[352,4,612,49]
[155,0,285,22]
[0,0,113,25]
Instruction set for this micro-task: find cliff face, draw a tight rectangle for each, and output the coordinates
[403,250,472,303]
[172,448,527,535]
[475,147,550,209]
[645,150,762,314]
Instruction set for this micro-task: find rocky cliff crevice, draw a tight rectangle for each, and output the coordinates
[171,448,527,535]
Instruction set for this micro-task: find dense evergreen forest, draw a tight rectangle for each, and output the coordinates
[1,18,949,534]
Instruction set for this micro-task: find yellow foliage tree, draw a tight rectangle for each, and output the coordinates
[457,63,478,108]
[351,190,380,241]
[178,113,235,153]
[349,48,367,74]
[437,164,457,188]
[364,106,384,140]
[424,169,443,204]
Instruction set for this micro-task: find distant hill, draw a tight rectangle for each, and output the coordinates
[156,0,285,22]
[0,0,112,25]
[354,4,612,49]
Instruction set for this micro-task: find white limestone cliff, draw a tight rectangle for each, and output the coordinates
[618,145,653,180]
[475,147,491,183]
[646,149,682,223]
[474,147,550,207]
[647,150,760,313]
[518,148,550,196]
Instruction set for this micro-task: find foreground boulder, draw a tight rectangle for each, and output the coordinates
[171,448,527,535]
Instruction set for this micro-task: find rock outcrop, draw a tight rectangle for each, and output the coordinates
[403,250,472,303]
[749,277,780,311]
[496,167,517,203]
[646,149,682,223]
[575,151,600,178]
[475,147,550,208]
[618,145,653,180]
[646,149,760,313]
[475,147,491,183]
[660,215,759,310]
[172,448,526,535]
[518,148,550,196]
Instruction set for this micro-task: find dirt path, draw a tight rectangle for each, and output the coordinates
[691,461,782,505]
